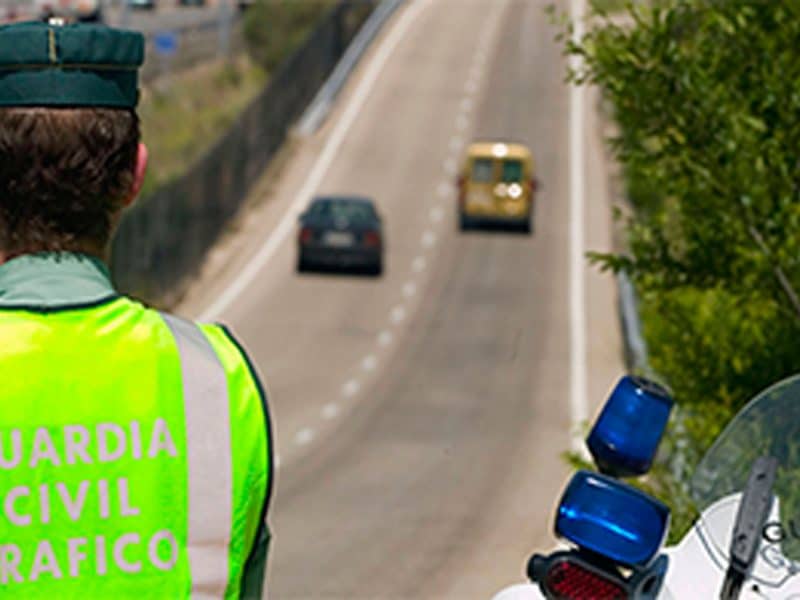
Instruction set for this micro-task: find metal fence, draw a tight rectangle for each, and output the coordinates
[111,0,376,304]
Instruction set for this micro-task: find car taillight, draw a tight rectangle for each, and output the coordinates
[299,227,314,245]
[363,231,381,247]
[543,561,627,600]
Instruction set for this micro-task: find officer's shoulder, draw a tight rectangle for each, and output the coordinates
[199,322,268,399]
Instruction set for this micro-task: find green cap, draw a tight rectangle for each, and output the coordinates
[0,21,144,109]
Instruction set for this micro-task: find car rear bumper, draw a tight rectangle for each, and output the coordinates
[300,246,381,267]
[464,198,530,218]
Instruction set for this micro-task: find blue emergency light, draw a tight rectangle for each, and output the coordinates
[587,375,673,478]
[556,471,670,567]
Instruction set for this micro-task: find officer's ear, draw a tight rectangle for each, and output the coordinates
[125,142,148,207]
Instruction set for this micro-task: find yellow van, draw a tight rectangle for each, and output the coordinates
[457,141,537,233]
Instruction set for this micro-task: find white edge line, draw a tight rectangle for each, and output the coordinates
[199,0,432,322]
[569,0,588,452]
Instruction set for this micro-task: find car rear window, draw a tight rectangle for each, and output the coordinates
[502,160,524,183]
[471,158,494,183]
[309,200,375,222]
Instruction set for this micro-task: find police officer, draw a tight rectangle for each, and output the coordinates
[0,20,273,598]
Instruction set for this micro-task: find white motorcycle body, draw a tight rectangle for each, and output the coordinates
[492,494,800,600]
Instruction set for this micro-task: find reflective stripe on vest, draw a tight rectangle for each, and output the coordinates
[161,314,232,599]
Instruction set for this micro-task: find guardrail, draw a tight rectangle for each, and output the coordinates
[297,0,403,135]
[617,270,652,376]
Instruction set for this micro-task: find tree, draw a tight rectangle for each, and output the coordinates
[564,0,800,539]
[576,1,800,316]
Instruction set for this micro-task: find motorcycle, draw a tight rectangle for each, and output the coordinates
[493,374,800,600]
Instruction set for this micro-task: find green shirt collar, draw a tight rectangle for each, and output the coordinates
[0,253,117,309]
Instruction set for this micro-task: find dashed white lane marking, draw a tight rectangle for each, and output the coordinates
[242,1,506,464]
[274,455,281,470]
[322,402,340,420]
[378,330,393,347]
[294,428,315,446]
[342,379,361,397]
[390,305,407,324]
[412,256,427,273]
[285,3,503,457]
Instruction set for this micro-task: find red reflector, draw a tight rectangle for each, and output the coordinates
[363,231,381,247]
[544,561,627,600]
[299,227,313,244]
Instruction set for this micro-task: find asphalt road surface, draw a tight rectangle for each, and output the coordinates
[179,0,623,597]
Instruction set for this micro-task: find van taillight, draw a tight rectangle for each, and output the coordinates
[456,176,466,206]
[543,561,627,600]
[299,227,314,245]
[363,231,381,247]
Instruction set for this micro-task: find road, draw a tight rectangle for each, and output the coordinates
[178,0,622,597]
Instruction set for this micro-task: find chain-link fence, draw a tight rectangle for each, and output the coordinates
[111,0,376,305]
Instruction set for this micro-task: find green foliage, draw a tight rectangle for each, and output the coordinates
[639,286,800,539]
[641,288,797,421]
[564,1,800,540]
[588,0,645,15]
[243,0,332,72]
[579,1,800,310]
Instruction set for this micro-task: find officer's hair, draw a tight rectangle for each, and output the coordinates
[0,107,139,256]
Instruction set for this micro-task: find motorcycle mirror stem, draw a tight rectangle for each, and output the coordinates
[720,455,778,600]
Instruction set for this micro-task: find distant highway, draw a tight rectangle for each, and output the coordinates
[102,2,242,82]
[0,0,230,33]
[105,3,233,35]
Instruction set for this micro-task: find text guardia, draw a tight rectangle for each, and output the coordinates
[1,418,182,585]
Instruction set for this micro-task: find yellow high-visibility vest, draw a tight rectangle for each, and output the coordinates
[0,296,272,599]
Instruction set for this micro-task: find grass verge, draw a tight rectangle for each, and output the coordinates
[138,56,267,198]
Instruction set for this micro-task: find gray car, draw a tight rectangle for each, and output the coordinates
[297,196,384,276]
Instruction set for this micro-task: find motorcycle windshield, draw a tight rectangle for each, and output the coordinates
[690,374,800,586]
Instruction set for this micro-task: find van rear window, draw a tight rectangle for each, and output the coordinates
[471,158,494,182]
[502,160,524,183]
